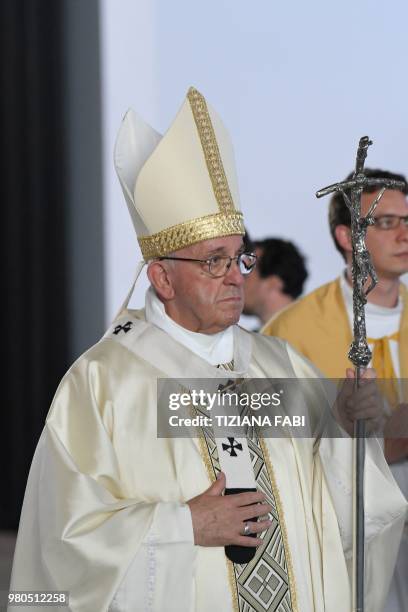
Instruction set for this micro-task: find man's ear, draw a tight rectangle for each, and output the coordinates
[147,261,175,300]
[334,225,352,254]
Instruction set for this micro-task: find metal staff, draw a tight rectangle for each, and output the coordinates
[316,136,404,612]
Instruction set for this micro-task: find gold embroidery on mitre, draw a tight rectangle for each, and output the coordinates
[138,211,244,259]
[137,87,244,259]
[187,87,236,215]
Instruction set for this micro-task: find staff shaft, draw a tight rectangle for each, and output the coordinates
[353,368,366,612]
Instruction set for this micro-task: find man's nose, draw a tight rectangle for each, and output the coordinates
[224,258,245,285]
[396,219,408,240]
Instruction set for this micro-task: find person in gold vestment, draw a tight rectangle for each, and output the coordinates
[263,170,408,611]
[9,93,407,612]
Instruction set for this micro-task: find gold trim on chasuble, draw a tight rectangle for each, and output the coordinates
[138,87,244,260]
[195,407,297,612]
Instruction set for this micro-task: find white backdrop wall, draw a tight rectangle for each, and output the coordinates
[100,0,408,323]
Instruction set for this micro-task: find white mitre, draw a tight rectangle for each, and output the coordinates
[114,87,245,261]
[114,108,162,239]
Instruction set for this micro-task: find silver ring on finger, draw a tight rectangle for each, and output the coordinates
[242,522,251,536]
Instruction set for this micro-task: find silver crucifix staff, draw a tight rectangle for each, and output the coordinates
[316,136,404,612]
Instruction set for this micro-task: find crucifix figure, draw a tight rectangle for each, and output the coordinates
[317,137,404,368]
[316,136,405,612]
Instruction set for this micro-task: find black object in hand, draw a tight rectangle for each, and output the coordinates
[224,487,258,564]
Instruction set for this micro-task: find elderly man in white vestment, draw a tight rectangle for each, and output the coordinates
[9,87,407,612]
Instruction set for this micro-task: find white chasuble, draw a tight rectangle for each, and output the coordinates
[9,310,407,612]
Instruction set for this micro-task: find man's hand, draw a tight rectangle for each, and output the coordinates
[384,403,408,464]
[187,472,272,547]
[335,368,386,437]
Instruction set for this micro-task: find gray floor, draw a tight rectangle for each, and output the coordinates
[0,532,16,591]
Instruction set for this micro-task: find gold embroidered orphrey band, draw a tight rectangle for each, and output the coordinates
[187,86,236,215]
[193,381,297,612]
[137,86,244,259]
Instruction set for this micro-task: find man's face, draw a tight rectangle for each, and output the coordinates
[158,235,246,334]
[361,189,408,279]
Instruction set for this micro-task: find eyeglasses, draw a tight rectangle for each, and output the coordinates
[372,215,408,230]
[159,252,257,278]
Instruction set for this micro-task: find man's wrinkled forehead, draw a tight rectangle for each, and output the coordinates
[174,235,244,258]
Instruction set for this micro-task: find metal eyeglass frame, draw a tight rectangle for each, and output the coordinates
[158,252,257,278]
[372,214,408,230]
